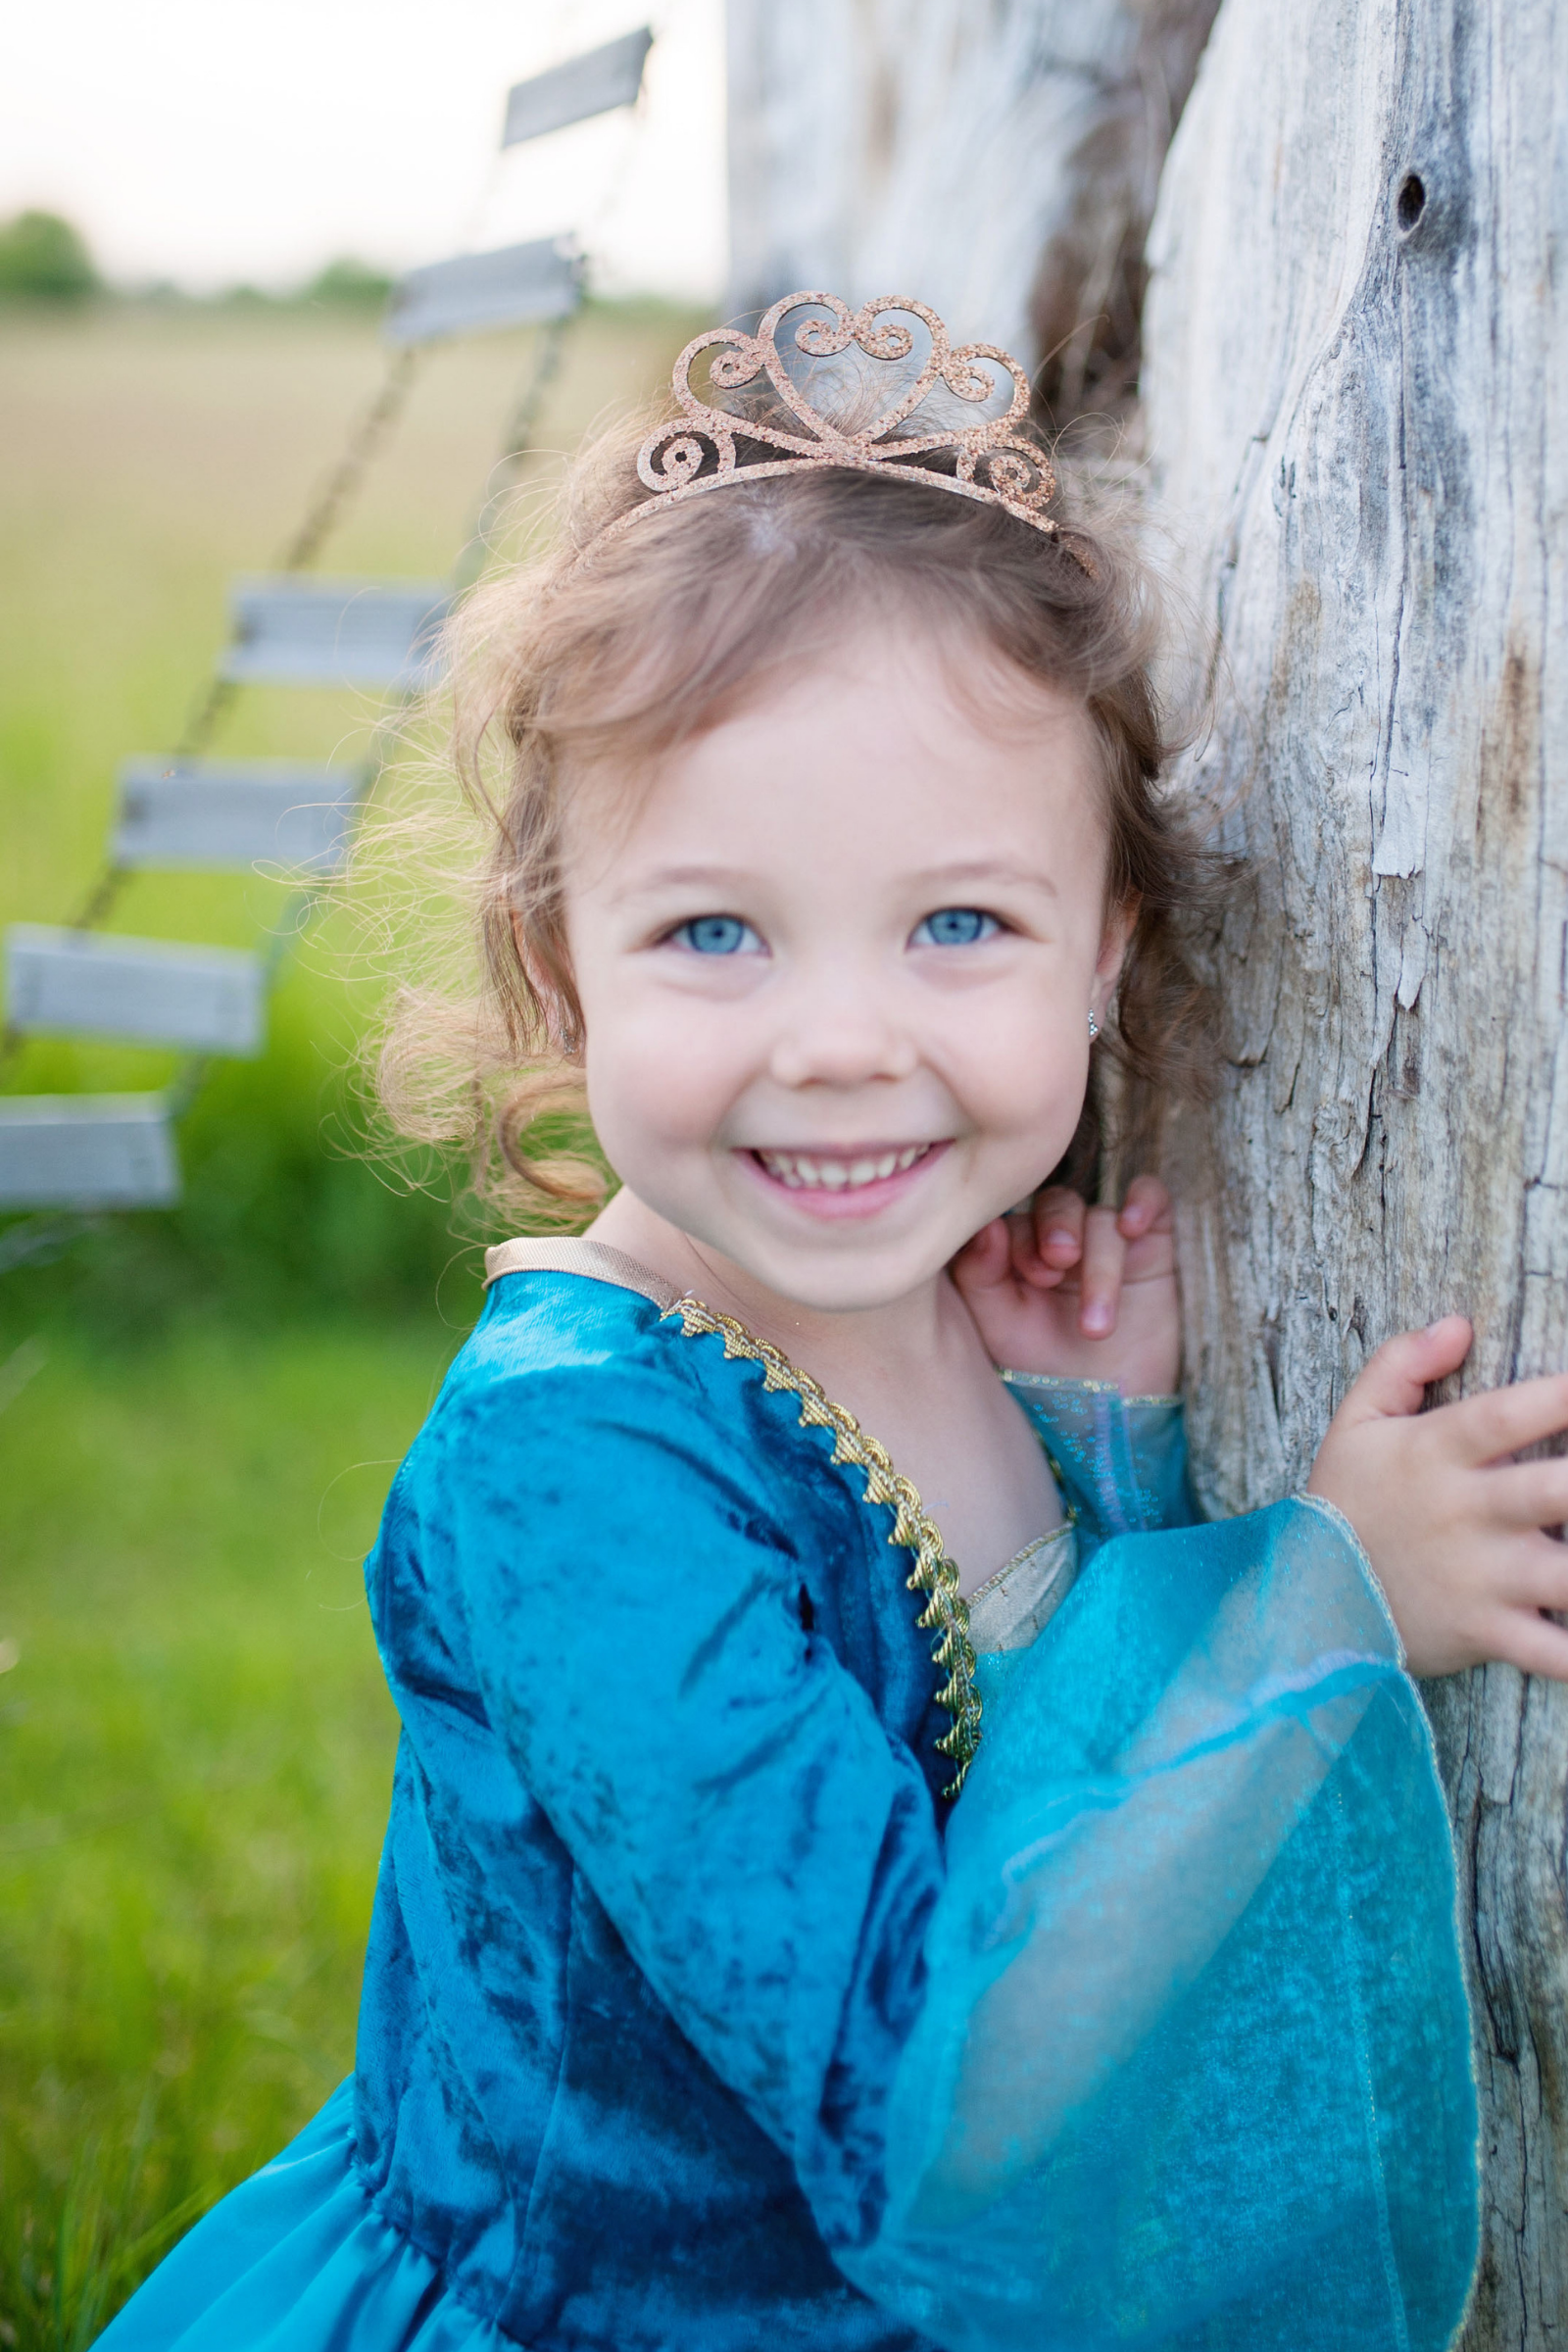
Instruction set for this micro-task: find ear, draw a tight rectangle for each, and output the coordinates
[1094,896,1138,1002]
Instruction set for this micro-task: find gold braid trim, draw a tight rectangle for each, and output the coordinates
[664,1295,982,1796]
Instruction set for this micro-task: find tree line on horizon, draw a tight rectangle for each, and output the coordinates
[0,209,396,310]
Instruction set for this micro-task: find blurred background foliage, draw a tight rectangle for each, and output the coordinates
[0,240,703,2348]
[0,214,101,305]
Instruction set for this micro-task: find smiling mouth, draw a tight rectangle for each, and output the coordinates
[751,1143,937,1193]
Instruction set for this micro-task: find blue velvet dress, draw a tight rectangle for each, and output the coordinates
[98,1240,1477,2352]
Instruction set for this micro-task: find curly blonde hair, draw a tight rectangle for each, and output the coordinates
[375,403,1215,1226]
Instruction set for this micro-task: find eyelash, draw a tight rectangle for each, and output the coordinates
[910,907,1003,948]
[662,906,1005,956]
[666,914,765,956]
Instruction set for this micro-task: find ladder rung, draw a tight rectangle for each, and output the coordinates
[0,1094,180,1209]
[114,759,369,874]
[219,577,450,689]
[502,28,653,147]
[6,927,267,1056]
[384,238,584,349]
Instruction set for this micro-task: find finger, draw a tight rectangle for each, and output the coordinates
[1116,1174,1172,1239]
[1476,1608,1568,1684]
[1339,1317,1474,1425]
[1505,1534,1568,1612]
[1482,1456,1568,1530]
[1011,1189,1083,1288]
[1078,1205,1125,1338]
[952,1218,1012,1296]
[1441,1371,1568,1468]
[1030,1188,1086,1270]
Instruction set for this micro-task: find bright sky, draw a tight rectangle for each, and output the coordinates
[0,0,726,301]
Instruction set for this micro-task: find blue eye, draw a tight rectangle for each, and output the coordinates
[670,914,763,956]
[912,907,1001,948]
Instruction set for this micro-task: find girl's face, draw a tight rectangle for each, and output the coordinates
[561,622,1130,1313]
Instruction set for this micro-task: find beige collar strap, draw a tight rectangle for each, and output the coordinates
[482,1236,682,1313]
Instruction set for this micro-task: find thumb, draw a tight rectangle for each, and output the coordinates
[952,1217,1011,1295]
[1339,1314,1473,1425]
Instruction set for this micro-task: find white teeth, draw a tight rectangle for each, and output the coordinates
[756,1144,934,1192]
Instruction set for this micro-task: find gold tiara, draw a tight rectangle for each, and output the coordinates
[591,290,1080,557]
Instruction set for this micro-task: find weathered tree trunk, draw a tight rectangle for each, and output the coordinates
[725,0,1216,410]
[1143,0,1568,2339]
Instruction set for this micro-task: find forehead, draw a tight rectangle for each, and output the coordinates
[563,620,1106,886]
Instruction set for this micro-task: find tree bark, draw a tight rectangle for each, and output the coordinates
[725,0,1216,411]
[1143,1,1568,2339]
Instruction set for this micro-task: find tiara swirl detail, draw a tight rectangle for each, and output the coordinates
[589,291,1082,559]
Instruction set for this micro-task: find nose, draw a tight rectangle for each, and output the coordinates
[766,961,918,1090]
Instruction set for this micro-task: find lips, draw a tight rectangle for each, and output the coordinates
[752,1143,935,1192]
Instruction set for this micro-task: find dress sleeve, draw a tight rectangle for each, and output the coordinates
[835,1496,1479,2350]
[437,1357,943,2250]
[1001,1372,1199,1544]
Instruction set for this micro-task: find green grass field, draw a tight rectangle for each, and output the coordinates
[0,295,704,2348]
[0,1321,438,2349]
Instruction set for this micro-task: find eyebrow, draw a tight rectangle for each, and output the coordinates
[905,859,1061,899]
[611,858,1061,904]
[607,864,760,905]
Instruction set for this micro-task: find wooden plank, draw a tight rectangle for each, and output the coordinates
[6,927,267,1055]
[501,28,652,147]
[0,1095,179,1209]
[220,577,449,688]
[384,239,583,348]
[113,760,368,874]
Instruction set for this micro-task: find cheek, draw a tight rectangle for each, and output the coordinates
[580,985,749,1166]
[941,977,1090,1134]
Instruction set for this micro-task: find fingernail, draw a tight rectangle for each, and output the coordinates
[1046,1228,1076,1250]
[1082,1302,1111,1335]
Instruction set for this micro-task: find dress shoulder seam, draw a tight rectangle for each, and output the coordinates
[482,1236,681,1310]
[663,1294,981,1796]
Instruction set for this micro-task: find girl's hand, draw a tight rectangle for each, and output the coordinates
[952,1174,1182,1396]
[1308,1315,1568,1680]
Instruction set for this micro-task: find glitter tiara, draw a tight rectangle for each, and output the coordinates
[590,289,1087,564]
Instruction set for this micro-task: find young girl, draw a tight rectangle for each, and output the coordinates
[101,294,1568,2352]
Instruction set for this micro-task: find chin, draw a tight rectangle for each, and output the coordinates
[746,1238,949,1315]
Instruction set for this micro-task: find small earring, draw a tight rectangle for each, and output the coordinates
[1087,1008,1101,1041]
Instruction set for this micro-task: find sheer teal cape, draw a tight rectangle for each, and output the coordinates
[843,1486,1476,2347]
